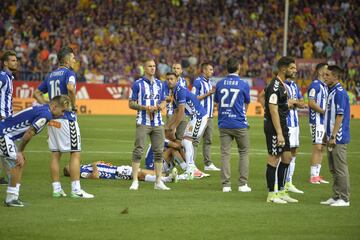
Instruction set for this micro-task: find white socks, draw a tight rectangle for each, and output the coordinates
[182,139,194,166]
[53,181,81,193]
[179,162,187,171]
[71,180,81,193]
[317,164,322,176]
[311,164,321,177]
[6,186,18,202]
[52,181,62,192]
[286,157,296,183]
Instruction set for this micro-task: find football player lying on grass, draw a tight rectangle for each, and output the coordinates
[63,161,178,183]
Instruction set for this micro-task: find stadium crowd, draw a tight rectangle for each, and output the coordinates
[0,0,359,90]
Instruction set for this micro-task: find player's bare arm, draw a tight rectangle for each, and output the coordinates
[88,162,100,179]
[33,89,49,104]
[258,90,265,108]
[129,100,156,112]
[157,100,166,111]
[67,83,77,110]
[197,88,215,101]
[268,103,284,146]
[167,104,185,131]
[16,126,36,167]
[308,99,325,114]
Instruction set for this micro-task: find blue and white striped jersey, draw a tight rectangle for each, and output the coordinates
[80,162,133,180]
[130,77,165,126]
[308,79,328,125]
[0,104,53,140]
[0,70,14,118]
[164,77,187,116]
[37,67,77,121]
[214,74,250,129]
[173,84,206,118]
[325,82,350,144]
[80,162,118,179]
[192,76,214,117]
[285,80,303,127]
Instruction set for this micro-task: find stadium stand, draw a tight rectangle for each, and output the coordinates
[0,0,358,95]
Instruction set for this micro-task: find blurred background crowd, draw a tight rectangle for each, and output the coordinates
[0,0,359,97]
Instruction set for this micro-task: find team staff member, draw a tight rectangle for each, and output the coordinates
[192,62,220,171]
[321,65,351,207]
[214,57,251,193]
[264,56,298,204]
[34,47,93,199]
[128,58,169,191]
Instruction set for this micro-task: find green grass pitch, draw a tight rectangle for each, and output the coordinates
[0,116,359,240]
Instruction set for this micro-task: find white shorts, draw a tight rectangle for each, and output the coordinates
[288,126,300,148]
[0,135,17,168]
[183,115,208,140]
[310,124,325,144]
[48,119,81,152]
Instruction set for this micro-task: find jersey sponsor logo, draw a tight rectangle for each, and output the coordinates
[48,120,61,128]
[143,94,160,100]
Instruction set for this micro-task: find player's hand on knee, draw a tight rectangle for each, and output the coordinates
[16,152,25,167]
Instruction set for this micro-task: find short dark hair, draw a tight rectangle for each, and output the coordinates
[58,47,74,65]
[201,62,212,71]
[166,72,177,77]
[226,57,240,73]
[1,50,17,64]
[276,56,295,70]
[314,62,328,79]
[328,65,343,79]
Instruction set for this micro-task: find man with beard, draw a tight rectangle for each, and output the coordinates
[264,57,299,204]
